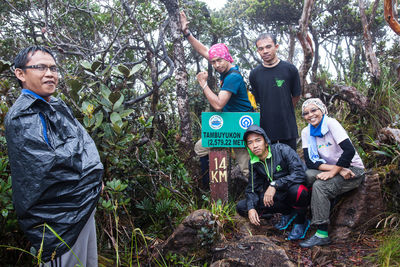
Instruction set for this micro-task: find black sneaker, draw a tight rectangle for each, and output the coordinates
[274,213,297,230]
[287,220,310,240]
[299,235,331,248]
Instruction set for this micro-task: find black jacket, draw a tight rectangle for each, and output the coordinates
[5,92,103,261]
[244,125,306,211]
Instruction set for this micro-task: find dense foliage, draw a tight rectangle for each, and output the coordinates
[0,0,400,265]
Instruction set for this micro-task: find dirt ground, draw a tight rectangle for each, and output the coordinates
[235,215,380,267]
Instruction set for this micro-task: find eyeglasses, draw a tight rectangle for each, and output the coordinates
[22,64,58,73]
[302,108,319,117]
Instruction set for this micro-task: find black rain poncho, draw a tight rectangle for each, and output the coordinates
[5,92,103,261]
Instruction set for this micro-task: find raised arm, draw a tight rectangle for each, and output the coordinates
[180,11,210,60]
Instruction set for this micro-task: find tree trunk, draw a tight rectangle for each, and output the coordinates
[160,0,193,147]
[384,0,400,35]
[297,0,315,96]
[288,27,296,63]
[310,27,319,82]
[359,0,381,90]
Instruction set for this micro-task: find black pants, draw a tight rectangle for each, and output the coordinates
[236,184,310,217]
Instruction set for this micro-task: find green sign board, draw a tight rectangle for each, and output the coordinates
[201,112,260,147]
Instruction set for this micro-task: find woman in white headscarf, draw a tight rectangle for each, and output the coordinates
[299,98,365,248]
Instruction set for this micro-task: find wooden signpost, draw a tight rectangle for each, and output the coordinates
[209,149,229,202]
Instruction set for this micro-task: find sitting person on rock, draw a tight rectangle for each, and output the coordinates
[236,124,310,240]
[299,98,365,248]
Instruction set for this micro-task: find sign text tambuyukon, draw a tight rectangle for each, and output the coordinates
[202,112,260,148]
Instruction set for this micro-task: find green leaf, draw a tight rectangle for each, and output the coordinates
[83,116,90,128]
[67,79,83,91]
[83,70,96,77]
[91,61,101,72]
[1,209,8,218]
[102,199,112,209]
[100,85,111,99]
[118,64,130,77]
[110,112,122,125]
[372,150,393,157]
[100,64,113,77]
[113,94,124,111]
[81,101,91,111]
[0,59,12,73]
[112,123,121,134]
[99,97,113,110]
[120,109,134,118]
[112,68,125,77]
[93,111,103,130]
[67,79,83,102]
[129,64,142,77]
[109,92,121,104]
[80,60,92,70]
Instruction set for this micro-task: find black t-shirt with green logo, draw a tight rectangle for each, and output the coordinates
[249,60,301,142]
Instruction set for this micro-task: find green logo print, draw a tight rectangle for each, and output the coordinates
[275,79,285,87]
[276,165,282,172]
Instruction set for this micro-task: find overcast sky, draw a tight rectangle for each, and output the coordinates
[200,0,226,10]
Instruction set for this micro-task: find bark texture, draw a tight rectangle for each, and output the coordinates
[358,0,381,88]
[297,0,315,95]
[384,0,400,35]
[160,0,193,147]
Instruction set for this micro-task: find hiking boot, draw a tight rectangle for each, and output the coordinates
[299,235,331,248]
[274,213,297,230]
[287,220,310,240]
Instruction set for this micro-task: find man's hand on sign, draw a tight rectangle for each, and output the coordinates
[196,71,208,88]
[263,186,276,207]
[248,209,260,226]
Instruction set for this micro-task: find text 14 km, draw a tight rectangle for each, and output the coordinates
[211,157,228,184]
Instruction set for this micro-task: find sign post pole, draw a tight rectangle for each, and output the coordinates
[209,149,229,203]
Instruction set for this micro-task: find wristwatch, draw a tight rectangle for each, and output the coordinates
[183,30,191,38]
[270,181,277,188]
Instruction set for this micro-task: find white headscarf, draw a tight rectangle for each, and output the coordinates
[302,98,329,164]
[302,98,328,115]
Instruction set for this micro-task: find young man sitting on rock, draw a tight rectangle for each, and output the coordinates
[236,125,310,240]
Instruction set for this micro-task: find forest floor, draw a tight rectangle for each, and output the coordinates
[237,215,381,267]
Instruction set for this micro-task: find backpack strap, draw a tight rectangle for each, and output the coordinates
[220,68,242,86]
[220,68,258,111]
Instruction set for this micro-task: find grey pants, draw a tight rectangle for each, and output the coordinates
[306,167,364,225]
[42,209,98,267]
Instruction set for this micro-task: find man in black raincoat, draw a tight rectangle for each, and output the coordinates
[5,46,103,266]
[236,124,310,240]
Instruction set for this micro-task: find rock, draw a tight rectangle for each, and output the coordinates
[229,164,249,200]
[379,127,400,144]
[330,172,384,240]
[157,209,218,254]
[211,235,295,267]
[230,164,248,183]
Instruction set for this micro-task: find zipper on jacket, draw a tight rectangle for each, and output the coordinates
[251,153,273,193]
[263,156,273,182]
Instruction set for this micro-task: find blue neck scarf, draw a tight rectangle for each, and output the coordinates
[308,115,329,163]
[310,115,325,137]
